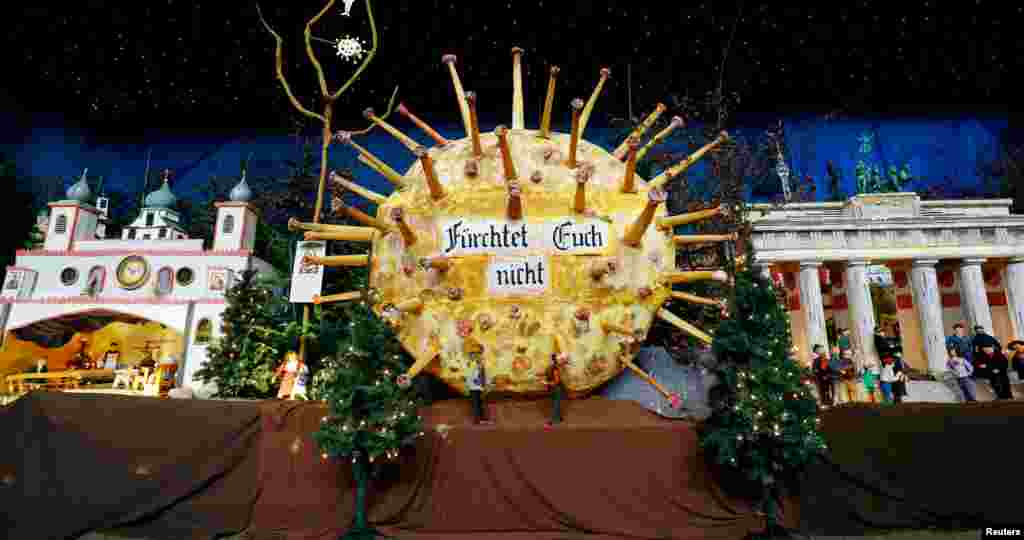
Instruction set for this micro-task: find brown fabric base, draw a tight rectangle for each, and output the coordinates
[249,397,766,540]
[0,391,262,540]
[799,401,1024,535]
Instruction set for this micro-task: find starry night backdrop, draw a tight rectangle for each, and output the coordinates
[0,1,1017,273]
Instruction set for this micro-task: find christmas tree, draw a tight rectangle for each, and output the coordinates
[699,267,825,529]
[194,269,313,398]
[309,265,424,538]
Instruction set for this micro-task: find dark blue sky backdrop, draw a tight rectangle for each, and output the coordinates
[1,111,1008,211]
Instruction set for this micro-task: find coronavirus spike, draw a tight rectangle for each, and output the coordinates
[573,164,592,214]
[671,291,725,307]
[442,54,472,137]
[313,291,363,305]
[390,207,417,247]
[613,103,667,160]
[661,270,731,285]
[364,107,420,152]
[335,131,404,186]
[330,171,387,205]
[511,47,525,130]
[622,188,667,247]
[566,98,584,168]
[578,67,610,137]
[621,138,640,193]
[402,353,436,380]
[289,218,377,238]
[465,91,483,158]
[495,125,518,181]
[395,298,424,315]
[334,201,391,232]
[507,181,523,221]
[672,233,738,245]
[355,155,404,187]
[656,205,731,230]
[414,146,445,201]
[648,131,730,189]
[620,355,674,399]
[397,103,450,147]
[636,116,685,162]
[304,254,369,267]
[539,66,560,139]
[657,308,713,344]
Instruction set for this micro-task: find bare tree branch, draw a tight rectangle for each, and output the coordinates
[305,0,338,97]
[329,0,379,101]
[255,2,326,122]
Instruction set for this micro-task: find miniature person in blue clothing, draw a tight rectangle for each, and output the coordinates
[946,346,976,402]
[946,323,974,366]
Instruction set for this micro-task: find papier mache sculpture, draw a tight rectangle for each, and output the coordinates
[289,47,736,399]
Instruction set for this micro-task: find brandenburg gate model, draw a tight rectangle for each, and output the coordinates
[748,192,1024,375]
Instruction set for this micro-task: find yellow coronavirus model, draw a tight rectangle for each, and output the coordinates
[289,48,735,399]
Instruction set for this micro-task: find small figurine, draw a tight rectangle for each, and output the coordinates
[546,353,570,425]
[274,351,305,400]
[463,337,488,424]
[291,361,310,400]
[101,342,121,369]
[546,336,570,425]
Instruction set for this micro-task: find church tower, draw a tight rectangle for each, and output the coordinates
[44,169,100,252]
[212,173,259,252]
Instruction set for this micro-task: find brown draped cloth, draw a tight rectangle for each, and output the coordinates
[0,392,262,540]
[248,397,767,540]
[798,401,1024,535]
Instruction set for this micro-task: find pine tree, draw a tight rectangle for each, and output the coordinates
[699,267,825,529]
[194,269,312,398]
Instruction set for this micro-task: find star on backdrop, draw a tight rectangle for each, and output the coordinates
[3,1,1013,134]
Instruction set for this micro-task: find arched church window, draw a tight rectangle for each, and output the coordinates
[55,214,67,234]
[127,228,137,239]
[86,266,105,295]
[146,212,154,227]
[155,267,174,296]
[195,318,212,344]
[159,228,168,238]
[222,214,235,234]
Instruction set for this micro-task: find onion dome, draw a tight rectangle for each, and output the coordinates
[66,169,92,203]
[229,171,253,202]
[144,178,177,208]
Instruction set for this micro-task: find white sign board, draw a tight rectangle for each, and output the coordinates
[290,241,327,303]
[438,218,611,256]
[486,256,550,296]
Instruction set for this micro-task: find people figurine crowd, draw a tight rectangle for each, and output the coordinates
[274,351,307,400]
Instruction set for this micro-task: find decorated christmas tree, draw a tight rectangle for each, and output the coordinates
[699,266,825,528]
[194,269,313,398]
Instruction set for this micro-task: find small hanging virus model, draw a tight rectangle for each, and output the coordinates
[336,35,366,63]
[339,0,356,16]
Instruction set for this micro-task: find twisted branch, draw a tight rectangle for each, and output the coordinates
[305,0,337,97]
[255,2,326,122]
[330,0,378,101]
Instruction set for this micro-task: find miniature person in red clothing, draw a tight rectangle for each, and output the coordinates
[274,351,305,399]
[545,350,571,425]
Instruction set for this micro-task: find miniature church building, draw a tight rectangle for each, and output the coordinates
[0,168,274,398]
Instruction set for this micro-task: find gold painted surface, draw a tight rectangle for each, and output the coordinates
[368,129,675,396]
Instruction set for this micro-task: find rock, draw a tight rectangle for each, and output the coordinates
[600,347,717,420]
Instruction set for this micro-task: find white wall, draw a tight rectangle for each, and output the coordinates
[12,252,252,301]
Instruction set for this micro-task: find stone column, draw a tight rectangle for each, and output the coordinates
[844,260,878,370]
[958,258,994,335]
[911,259,947,374]
[798,261,828,355]
[1006,257,1024,340]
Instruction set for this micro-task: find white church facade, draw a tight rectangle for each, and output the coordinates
[0,170,272,396]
